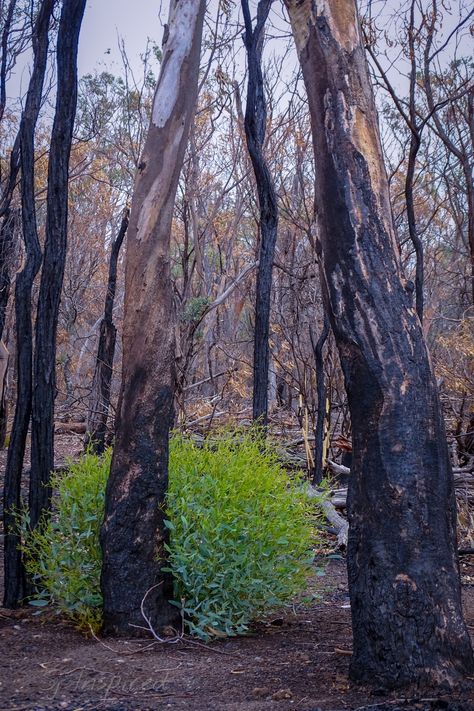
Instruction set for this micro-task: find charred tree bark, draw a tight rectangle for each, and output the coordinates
[100,0,206,636]
[0,209,16,341]
[405,3,423,322]
[3,0,55,608]
[0,338,9,447]
[311,314,329,486]
[241,0,278,424]
[0,0,17,124]
[29,0,86,530]
[285,0,474,690]
[85,208,129,454]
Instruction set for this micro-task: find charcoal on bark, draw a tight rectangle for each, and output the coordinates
[29,0,87,530]
[3,0,55,608]
[100,0,206,636]
[241,0,279,424]
[284,0,474,690]
[85,208,129,454]
[310,314,329,486]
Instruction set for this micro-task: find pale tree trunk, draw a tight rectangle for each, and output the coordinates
[100,0,206,636]
[284,0,474,690]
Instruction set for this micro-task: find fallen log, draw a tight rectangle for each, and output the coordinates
[54,421,87,434]
[306,484,348,548]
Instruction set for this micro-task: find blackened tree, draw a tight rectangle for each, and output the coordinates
[284,0,474,690]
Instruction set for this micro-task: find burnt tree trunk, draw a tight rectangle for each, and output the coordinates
[241,0,279,424]
[285,0,474,690]
[0,338,9,447]
[0,209,16,444]
[100,0,206,636]
[311,314,329,486]
[0,0,17,124]
[0,209,16,340]
[3,0,55,608]
[85,208,129,454]
[30,0,86,530]
[405,5,423,322]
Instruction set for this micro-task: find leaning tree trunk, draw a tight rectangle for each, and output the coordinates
[284,0,474,690]
[100,0,206,636]
[85,208,129,454]
[30,0,86,530]
[3,0,55,608]
[241,0,279,424]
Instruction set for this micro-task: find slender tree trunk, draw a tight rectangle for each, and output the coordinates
[405,4,423,322]
[100,0,206,636]
[3,0,55,608]
[467,88,474,304]
[423,8,474,307]
[241,0,279,424]
[0,338,9,446]
[0,208,16,340]
[0,0,17,124]
[85,208,129,454]
[405,132,423,322]
[29,0,86,530]
[311,314,329,486]
[285,0,474,689]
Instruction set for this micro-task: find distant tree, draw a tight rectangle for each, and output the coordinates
[241,0,278,424]
[85,207,129,453]
[285,0,474,690]
[100,0,206,635]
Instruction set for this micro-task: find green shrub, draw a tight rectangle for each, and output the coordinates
[21,429,322,637]
[165,428,319,639]
[20,449,111,631]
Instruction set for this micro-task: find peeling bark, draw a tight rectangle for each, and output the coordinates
[285,0,474,690]
[100,0,206,636]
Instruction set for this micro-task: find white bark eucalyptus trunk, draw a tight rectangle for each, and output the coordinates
[101,0,206,636]
[284,0,474,691]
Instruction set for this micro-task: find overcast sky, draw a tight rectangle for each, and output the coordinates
[77,0,165,79]
[7,1,473,107]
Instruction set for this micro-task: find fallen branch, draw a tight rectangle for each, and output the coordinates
[306,484,348,549]
[200,261,258,319]
[327,459,350,477]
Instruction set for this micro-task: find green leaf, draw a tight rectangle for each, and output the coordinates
[28,599,50,607]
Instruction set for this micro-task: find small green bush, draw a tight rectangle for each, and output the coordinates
[21,429,321,637]
[20,449,111,631]
[165,429,318,639]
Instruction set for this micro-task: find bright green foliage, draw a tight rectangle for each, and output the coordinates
[21,430,321,638]
[165,429,318,639]
[20,449,111,631]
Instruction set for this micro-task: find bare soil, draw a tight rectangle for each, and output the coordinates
[1,434,474,711]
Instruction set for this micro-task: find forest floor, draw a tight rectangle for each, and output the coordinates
[1,435,474,711]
